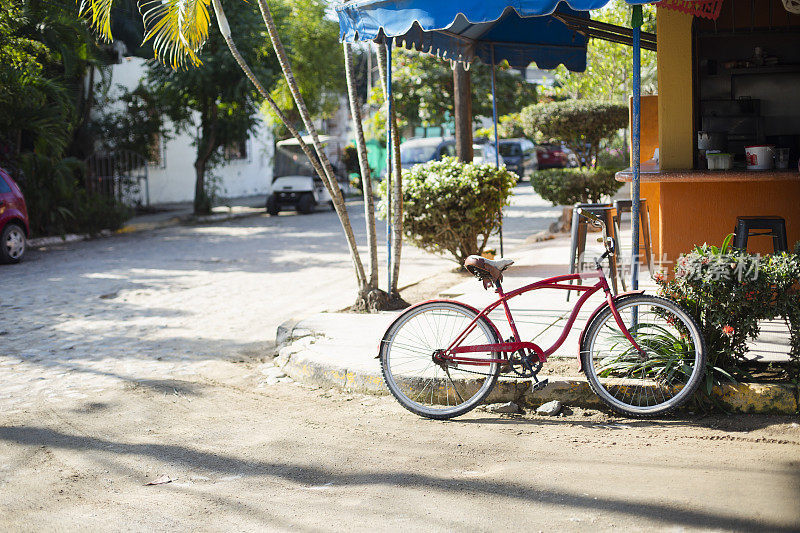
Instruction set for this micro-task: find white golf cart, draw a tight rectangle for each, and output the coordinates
[267,135,347,215]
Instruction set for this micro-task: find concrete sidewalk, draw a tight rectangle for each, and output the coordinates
[28,195,267,248]
[274,236,799,415]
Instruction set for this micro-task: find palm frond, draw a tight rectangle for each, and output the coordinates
[139,0,212,68]
[77,0,115,42]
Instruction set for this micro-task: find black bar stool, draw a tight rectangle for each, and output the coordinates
[732,216,788,253]
[613,198,654,275]
[568,204,622,299]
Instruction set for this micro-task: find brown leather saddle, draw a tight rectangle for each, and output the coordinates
[464,255,515,288]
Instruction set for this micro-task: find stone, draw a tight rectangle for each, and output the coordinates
[488,402,521,414]
[536,400,562,416]
[258,363,287,381]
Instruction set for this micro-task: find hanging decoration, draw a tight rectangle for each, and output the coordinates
[654,0,724,20]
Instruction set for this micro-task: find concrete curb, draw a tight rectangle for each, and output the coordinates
[275,319,800,415]
[29,209,266,249]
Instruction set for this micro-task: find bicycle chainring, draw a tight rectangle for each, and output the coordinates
[508,348,543,378]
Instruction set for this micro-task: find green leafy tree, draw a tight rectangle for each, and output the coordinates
[145,0,277,215]
[367,49,538,137]
[547,3,657,103]
[91,84,165,161]
[263,0,344,138]
[79,0,385,309]
[520,100,628,167]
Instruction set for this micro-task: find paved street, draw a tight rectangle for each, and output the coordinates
[0,183,558,414]
[1,184,798,531]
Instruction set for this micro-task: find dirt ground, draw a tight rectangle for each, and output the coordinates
[1,359,798,532]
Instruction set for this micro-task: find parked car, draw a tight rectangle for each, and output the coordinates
[0,167,30,264]
[471,142,505,167]
[395,137,504,171]
[536,142,579,169]
[498,138,538,180]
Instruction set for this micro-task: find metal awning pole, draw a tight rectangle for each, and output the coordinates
[490,45,503,259]
[386,37,393,294]
[631,5,643,291]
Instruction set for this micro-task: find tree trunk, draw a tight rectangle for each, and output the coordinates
[376,43,403,296]
[193,102,217,215]
[453,63,473,163]
[253,0,368,291]
[210,0,369,297]
[343,42,379,291]
[194,158,209,215]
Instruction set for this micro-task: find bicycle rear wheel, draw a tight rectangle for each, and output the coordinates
[380,301,501,420]
[581,295,706,417]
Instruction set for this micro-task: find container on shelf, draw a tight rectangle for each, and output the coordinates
[745,145,775,170]
[707,152,733,170]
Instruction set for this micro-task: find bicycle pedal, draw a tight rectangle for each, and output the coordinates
[530,379,549,392]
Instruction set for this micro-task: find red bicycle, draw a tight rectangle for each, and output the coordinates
[379,210,706,420]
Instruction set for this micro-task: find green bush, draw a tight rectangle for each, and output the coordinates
[17,152,130,236]
[383,157,517,264]
[656,236,800,391]
[520,100,628,167]
[530,167,623,206]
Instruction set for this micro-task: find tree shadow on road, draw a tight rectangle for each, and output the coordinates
[0,424,797,532]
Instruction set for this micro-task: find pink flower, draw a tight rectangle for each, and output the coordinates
[653,271,665,282]
[722,325,735,336]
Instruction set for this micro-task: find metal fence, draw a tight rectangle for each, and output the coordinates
[85,150,149,207]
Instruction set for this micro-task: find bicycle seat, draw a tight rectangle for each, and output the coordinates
[464,255,515,283]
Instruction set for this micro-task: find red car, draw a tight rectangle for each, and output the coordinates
[0,167,29,264]
[536,142,579,169]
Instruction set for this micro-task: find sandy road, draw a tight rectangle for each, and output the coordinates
[0,361,798,532]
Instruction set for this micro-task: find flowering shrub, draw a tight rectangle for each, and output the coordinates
[656,235,800,390]
[381,157,517,264]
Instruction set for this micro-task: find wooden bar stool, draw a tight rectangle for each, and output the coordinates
[568,204,622,299]
[732,216,788,253]
[613,198,654,276]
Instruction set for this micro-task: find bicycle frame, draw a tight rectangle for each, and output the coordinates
[441,268,645,367]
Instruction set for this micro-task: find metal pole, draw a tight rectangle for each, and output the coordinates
[491,46,503,259]
[385,38,393,294]
[631,5,643,291]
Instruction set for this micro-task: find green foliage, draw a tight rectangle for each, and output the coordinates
[531,167,623,206]
[520,100,628,167]
[475,112,526,141]
[547,3,657,102]
[91,84,165,161]
[383,157,517,263]
[264,0,344,138]
[366,49,538,140]
[17,152,129,236]
[1,0,130,236]
[146,0,277,214]
[0,1,79,158]
[656,238,800,388]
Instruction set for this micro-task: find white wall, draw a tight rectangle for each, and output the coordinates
[107,57,273,204]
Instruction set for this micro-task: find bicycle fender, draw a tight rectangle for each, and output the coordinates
[577,290,645,371]
[376,299,503,359]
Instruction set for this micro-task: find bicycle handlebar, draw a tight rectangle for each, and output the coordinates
[576,208,616,259]
[576,208,604,228]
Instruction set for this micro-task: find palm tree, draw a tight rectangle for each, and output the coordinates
[376,43,403,296]
[79,0,393,309]
[343,42,378,292]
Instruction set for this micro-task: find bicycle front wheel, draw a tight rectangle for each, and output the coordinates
[380,301,501,420]
[581,295,706,417]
